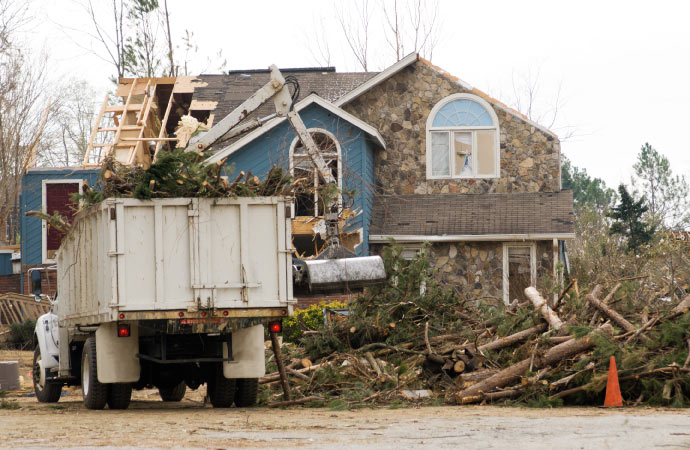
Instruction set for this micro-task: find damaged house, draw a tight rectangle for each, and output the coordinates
[19,53,574,304]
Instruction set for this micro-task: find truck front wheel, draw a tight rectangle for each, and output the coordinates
[159,381,186,402]
[82,336,108,410]
[234,378,259,407]
[207,366,236,408]
[33,345,62,403]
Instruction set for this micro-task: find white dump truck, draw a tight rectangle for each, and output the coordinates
[32,196,293,409]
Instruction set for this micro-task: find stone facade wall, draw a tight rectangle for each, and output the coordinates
[371,240,557,303]
[428,242,504,301]
[343,60,561,195]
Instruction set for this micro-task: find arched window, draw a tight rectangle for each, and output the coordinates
[289,128,341,217]
[426,94,500,179]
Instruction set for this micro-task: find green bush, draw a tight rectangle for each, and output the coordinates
[9,320,35,347]
[282,301,348,342]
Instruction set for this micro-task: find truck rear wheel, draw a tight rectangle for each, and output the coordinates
[82,336,108,410]
[234,378,259,407]
[159,381,186,402]
[107,383,132,409]
[207,366,236,408]
[33,345,62,403]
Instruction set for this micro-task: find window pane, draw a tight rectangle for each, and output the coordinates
[454,132,472,177]
[432,99,493,127]
[430,132,450,177]
[476,130,496,176]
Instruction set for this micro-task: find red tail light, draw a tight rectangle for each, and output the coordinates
[117,323,130,338]
[269,321,282,333]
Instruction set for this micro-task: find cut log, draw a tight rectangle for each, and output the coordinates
[459,389,521,404]
[453,360,466,373]
[300,358,312,369]
[476,323,547,353]
[455,324,613,403]
[525,287,563,330]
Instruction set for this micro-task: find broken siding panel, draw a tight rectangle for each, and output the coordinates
[20,169,100,266]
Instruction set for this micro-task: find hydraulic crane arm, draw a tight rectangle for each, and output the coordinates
[187,65,334,184]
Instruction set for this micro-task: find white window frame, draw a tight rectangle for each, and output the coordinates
[426,93,500,180]
[42,179,84,264]
[502,242,536,305]
[288,128,342,217]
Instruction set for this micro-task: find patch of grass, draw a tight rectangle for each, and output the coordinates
[327,399,348,411]
[0,399,19,409]
[44,405,64,410]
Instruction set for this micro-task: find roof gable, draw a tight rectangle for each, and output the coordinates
[205,94,386,164]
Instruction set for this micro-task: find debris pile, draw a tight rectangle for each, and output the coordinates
[95,150,303,201]
[261,245,690,408]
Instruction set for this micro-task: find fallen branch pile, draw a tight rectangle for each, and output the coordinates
[260,245,690,408]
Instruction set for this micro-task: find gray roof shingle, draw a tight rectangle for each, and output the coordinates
[370,191,575,237]
[196,70,377,124]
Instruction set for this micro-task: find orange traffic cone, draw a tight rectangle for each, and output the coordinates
[604,356,623,407]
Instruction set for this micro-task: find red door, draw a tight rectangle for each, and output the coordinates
[45,183,80,260]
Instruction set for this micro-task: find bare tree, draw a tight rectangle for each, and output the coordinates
[505,66,577,141]
[84,0,127,81]
[38,80,100,167]
[306,13,333,68]
[382,0,441,62]
[311,0,442,70]
[0,1,52,244]
[336,0,372,71]
[162,0,175,76]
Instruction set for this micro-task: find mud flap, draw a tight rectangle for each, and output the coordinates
[95,322,140,383]
[222,324,266,378]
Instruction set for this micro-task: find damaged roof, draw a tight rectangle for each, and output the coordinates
[194,69,377,123]
[369,191,575,241]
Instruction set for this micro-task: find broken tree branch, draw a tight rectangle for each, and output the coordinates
[525,287,563,330]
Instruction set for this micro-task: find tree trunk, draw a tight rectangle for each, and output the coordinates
[455,324,613,403]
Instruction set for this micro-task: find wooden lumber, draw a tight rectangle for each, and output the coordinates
[455,324,613,403]
[525,287,563,330]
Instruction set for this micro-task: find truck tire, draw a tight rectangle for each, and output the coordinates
[33,345,62,403]
[81,336,108,410]
[207,366,236,408]
[107,384,132,409]
[159,381,186,402]
[234,378,259,407]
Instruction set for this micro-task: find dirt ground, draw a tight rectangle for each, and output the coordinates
[2,350,690,449]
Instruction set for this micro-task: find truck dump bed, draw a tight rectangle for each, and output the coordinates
[56,197,293,326]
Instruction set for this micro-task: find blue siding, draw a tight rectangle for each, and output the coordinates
[0,253,11,276]
[20,169,100,266]
[222,103,379,255]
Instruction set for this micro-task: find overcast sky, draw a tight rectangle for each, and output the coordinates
[28,0,690,190]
